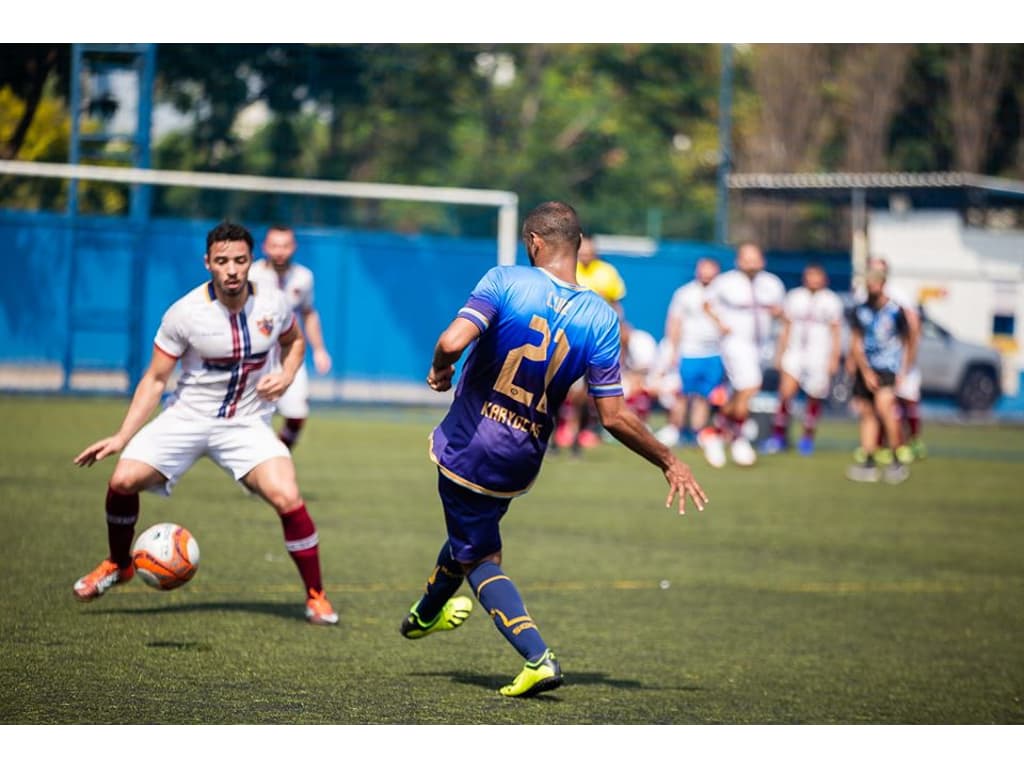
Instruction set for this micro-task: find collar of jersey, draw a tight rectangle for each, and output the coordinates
[206,281,256,302]
[538,267,587,292]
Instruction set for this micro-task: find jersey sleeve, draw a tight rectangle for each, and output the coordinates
[586,311,624,399]
[456,266,504,332]
[153,302,188,358]
[276,291,299,338]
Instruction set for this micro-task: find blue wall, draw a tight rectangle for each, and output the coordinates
[0,211,850,391]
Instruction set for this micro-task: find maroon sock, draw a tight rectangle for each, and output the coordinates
[278,418,306,449]
[105,485,139,569]
[901,399,921,439]
[772,398,790,439]
[280,503,323,594]
[803,398,822,439]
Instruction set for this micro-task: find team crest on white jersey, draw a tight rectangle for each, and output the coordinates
[257,316,274,336]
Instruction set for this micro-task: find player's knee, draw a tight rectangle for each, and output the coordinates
[108,466,146,495]
[269,486,303,515]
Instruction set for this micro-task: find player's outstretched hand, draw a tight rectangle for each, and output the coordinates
[427,365,455,392]
[663,456,708,516]
[74,436,125,468]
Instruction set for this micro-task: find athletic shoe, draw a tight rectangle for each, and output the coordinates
[759,435,787,455]
[500,649,564,698]
[894,444,915,465]
[852,446,868,464]
[305,588,339,626]
[73,559,134,602]
[655,424,680,448]
[730,437,757,467]
[797,436,815,456]
[910,438,928,461]
[577,429,601,449]
[845,461,880,483]
[883,463,910,485]
[873,448,894,466]
[697,429,727,469]
[400,595,473,639]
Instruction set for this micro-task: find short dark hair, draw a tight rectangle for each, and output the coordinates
[266,223,294,236]
[207,221,254,254]
[521,201,582,246]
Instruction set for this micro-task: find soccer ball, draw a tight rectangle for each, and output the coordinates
[132,523,200,590]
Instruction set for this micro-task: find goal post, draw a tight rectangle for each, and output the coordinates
[0,159,518,400]
[0,159,520,266]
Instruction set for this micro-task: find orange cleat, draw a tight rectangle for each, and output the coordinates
[73,559,135,602]
[305,588,339,626]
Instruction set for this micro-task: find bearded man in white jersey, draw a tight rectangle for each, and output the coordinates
[72,221,338,625]
[761,264,843,456]
[701,241,786,467]
[250,224,333,450]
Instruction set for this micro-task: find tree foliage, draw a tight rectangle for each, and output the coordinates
[0,43,1021,245]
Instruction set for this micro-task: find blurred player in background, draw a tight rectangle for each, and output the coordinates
[656,257,724,448]
[72,221,339,626]
[399,202,707,697]
[850,256,924,463]
[553,234,626,453]
[761,264,843,456]
[700,242,786,467]
[250,224,332,451]
[845,267,914,484]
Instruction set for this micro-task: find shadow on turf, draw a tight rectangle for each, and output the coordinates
[89,600,309,623]
[412,669,698,697]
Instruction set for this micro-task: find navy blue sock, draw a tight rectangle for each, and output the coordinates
[467,561,548,662]
[412,541,465,624]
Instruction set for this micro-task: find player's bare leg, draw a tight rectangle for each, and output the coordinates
[73,460,166,601]
[244,457,338,625]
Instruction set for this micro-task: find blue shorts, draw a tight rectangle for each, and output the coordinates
[438,472,512,564]
[679,355,725,398]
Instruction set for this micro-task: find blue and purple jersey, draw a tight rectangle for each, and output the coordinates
[430,265,623,497]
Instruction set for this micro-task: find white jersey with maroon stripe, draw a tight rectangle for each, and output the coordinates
[705,268,786,348]
[250,259,315,315]
[782,286,843,357]
[156,281,296,420]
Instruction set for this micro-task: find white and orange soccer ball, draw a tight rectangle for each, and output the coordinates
[131,523,200,590]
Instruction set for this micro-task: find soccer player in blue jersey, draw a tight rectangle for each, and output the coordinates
[845,267,915,484]
[399,201,708,698]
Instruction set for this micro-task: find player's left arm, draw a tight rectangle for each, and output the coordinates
[299,306,332,374]
[594,395,708,515]
[427,317,482,392]
[257,319,306,401]
[902,303,921,369]
[828,318,842,376]
[897,307,917,380]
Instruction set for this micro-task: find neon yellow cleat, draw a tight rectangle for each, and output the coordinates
[894,444,915,465]
[500,649,563,698]
[400,595,473,639]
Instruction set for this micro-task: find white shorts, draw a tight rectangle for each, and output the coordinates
[121,405,290,496]
[275,364,310,419]
[720,337,762,392]
[896,366,921,401]
[780,349,832,400]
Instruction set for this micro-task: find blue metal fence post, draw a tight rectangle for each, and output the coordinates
[715,43,734,246]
